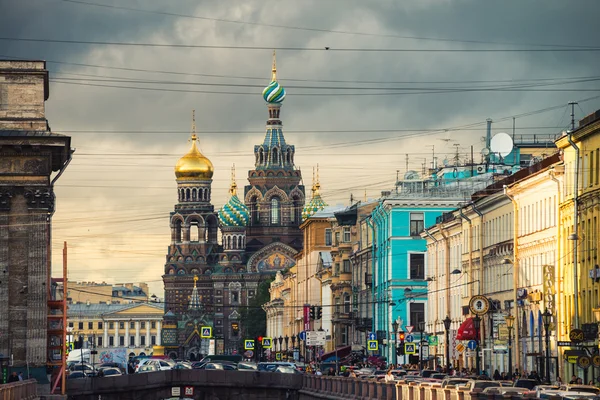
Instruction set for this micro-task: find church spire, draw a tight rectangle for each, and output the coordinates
[302,165,328,220]
[271,50,277,82]
[188,275,201,311]
[229,164,238,196]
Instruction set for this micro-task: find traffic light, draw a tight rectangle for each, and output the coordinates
[398,332,405,342]
[231,322,239,336]
[397,345,405,355]
[316,307,322,320]
[309,306,316,320]
[74,336,83,350]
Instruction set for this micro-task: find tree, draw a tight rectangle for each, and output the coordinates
[240,277,273,338]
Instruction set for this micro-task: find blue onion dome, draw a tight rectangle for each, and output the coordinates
[218,168,249,227]
[262,50,286,103]
[302,166,328,220]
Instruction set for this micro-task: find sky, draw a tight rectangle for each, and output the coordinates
[2,0,600,297]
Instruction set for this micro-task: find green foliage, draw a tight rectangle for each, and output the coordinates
[240,276,273,338]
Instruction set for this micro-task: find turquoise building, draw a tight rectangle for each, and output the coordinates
[371,170,494,364]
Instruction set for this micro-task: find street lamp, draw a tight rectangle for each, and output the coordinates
[278,336,283,357]
[284,335,289,354]
[473,315,481,375]
[443,316,452,370]
[418,321,425,371]
[392,320,399,366]
[505,314,515,378]
[542,309,552,384]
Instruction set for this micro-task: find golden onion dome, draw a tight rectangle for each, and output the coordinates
[175,134,214,180]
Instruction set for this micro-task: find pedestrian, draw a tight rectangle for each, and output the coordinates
[493,369,501,380]
[384,367,395,383]
[569,375,578,384]
[555,376,562,386]
[18,372,23,381]
[576,377,583,384]
[7,372,18,383]
[327,367,335,376]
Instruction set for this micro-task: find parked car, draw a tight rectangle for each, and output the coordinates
[98,362,125,374]
[532,384,559,397]
[420,369,437,378]
[69,363,95,373]
[482,386,529,397]
[275,366,301,374]
[99,367,122,377]
[464,379,502,393]
[172,362,192,370]
[67,371,87,379]
[137,364,159,373]
[441,378,469,388]
[257,362,297,372]
[237,362,258,371]
[513,378,539,390]
[558,385,600,395]
[199,362,237,370]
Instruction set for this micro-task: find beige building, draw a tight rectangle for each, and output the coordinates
[67,303,163,357]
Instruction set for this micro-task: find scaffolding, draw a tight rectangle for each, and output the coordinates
[47,242,67,395]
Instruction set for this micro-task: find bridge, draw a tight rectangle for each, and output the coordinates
[4,373,510,400]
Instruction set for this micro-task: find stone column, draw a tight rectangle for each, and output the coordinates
[145,320,150,347]
[135,321,140,347]
[103,322,108,348]
[114,321,119,347]
[125,321,130,348]
[156,321,162,345]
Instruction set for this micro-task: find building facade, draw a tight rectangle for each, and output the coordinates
[68,281,151,304]
[0,60,71,380]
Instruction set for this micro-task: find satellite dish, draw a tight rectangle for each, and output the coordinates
[481,148,490,156]
[490,132,513,158]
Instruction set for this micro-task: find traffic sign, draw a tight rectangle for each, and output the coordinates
[578,355,591,369]
[405,343,416,354]
[469,295,490,315]
[276,353,282,361]
[405,325,414,334]
[467,340,477,350]
[262,337,272,349]
[569,329,585,343]
[201,326,212,338]
[558,341,583,347]
[298,331,306,341]
[244,339,255,350]
[455,343,465,353]
[405,334,414,343]
[428,336,438,346]
[306,331,326,346]
[184,386,194,396]
[367,340,378,351]
[368,332,377,341]
[593,355,600,367]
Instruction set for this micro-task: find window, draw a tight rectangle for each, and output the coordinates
[334,263,340,276]
[88,322,93,330]
[119,322,124,330]
[68,322,74,328]
[109,337,114,347]
[409,302,425,327]
[151,322,156,329]
[109,322,114,330]
[130,322,134,329]
[141,336,146,346]
[343,294,351,313]
[343,227,351,242]
[271,198,280,224]
[151,336,156,345]
[231,291,239,303]
[340,326,348,345]
[78,322,83,330]
[130,336,135,346]
[410,213,424,236]
[98,322,103,330]
[119,336,125,346]
[97,337,103,347]
[335,232,340,246]
[409,253,425,279]
[141,322,145,329]
[343,259,351,273]
[325,229,332,246]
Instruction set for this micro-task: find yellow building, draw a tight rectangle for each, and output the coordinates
[67,303,164,357]
[556,109,600,379]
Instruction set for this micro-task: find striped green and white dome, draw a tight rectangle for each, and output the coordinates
[218,193,249,227]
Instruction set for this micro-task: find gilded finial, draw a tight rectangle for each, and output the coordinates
[364,189,367,202]
[193,275,198,285]
[311,167,316,196]
[229,164,238,196]
[315,164,321,194]
[271,50,277,82]
[191,109,197,141]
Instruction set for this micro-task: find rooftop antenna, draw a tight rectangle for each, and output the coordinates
[453,144,461,166]
[486,118,492,149]
[405,154,409,174]
[490,132,514,163]
[569,101,578,131]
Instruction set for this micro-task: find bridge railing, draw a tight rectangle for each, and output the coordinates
[0,378,38,400]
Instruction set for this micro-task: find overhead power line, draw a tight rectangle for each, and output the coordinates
[56,0,596,49]
[2,37,600,52]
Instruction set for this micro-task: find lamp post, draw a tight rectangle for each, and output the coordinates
[542,309,552,384]
[443,316,452,371]
[284,335,289,355]
[392,320,399,366]
[418,321,425,371]
[291,334,297,361]
[505,314,515,379]
[278,336,283,356]
[473,315,481,375]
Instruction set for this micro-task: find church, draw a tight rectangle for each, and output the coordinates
[161,54,307,359]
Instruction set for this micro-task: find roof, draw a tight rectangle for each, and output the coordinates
[68,302,163,318]
[311,205,347,218]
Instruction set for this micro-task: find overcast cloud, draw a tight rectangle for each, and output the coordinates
[1,0,599,296]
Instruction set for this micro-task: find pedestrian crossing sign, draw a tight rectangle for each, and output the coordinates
[405,343,416,354]
[201,326,212,338]
[276,353,282,361]
[244,339,255,350]
[262,337,272,348]
[367,340,378,351]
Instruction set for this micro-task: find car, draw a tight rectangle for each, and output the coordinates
[69,363,95,373]
[464,379,502,393]
[275,366,301,374]
[237,362,258,371]
[482,386,528,396]
[199,354,242,364]
[172,362,192,370]
[257,362,297,372]
[513,378,539,390]
[202,362,237,370]
[99,367,122,377]
[431,373,447,380]
[137,364,159,373]
[98,362,126,374]
[558,385,600,395]
[67,371,87,379]
[441,378,469,388]
[420,369,437,378]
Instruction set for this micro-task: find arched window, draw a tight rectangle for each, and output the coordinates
[259,148,264,165]
[271,198,280,224]
[249,197,259,225]
[173,219,182,242]
[272,148,279,164]
[238,236,243,249]
[189,221,200,242]
[192,188,197,201]
[292,197,302,225]
[186,188,191,201]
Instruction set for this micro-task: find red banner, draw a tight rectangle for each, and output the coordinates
[303,305,310,331]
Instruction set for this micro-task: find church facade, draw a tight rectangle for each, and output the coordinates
[161,55,306,359]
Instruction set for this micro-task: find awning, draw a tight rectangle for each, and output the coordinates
[320,345,352,362]
[456,317,479,341]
